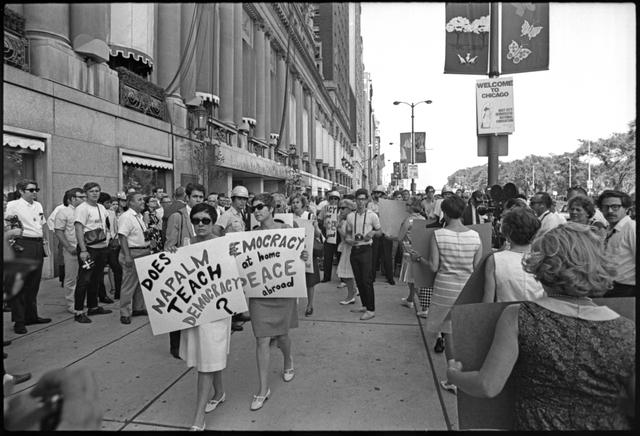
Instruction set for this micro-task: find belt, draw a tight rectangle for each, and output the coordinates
[129,246,150,250]
[17,236,43,241]
[352,244,372,250]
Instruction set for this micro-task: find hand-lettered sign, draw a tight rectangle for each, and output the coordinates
[134,238,248,336]
[225,228,308,298]
[323,206,339,244]
[379,199,409,238]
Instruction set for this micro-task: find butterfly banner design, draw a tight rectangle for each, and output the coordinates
[444,3,490,75]
[501,3,549,74]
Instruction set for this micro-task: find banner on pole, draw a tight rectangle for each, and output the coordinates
[408,164,419,179]
[444,3,490,75]
[414,132,426,163]
[476,77,515,135]
[135,238,248,336]
[225,228,308,298]
[501,3,549,74]
[399,132,412,163]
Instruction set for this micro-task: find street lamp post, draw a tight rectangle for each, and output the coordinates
[393,100,432,195]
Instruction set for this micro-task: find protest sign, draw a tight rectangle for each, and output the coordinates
[250,212,293,230]
[225,228,308,298]
[293,216,316,273]
[412,222,492,288]
[134,238,248,336]
[322,205,339,244]
[452,298,635,430]
[379,198,409,238]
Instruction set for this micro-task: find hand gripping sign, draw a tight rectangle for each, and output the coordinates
[225,227,308,298]
[134,238,248,336]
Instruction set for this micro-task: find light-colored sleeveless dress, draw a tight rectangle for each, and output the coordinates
[493,250,545,302]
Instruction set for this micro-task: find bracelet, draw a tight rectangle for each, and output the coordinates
[417,255,422,262]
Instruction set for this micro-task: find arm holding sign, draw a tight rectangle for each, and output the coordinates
[482,254,497,303]
[428,233,439,273]
[446,303,520,398]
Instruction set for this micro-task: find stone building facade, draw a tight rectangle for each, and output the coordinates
[3,3,373,278]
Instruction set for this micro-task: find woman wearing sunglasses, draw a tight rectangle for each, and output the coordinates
[246,193,309,411]
[165,203,229,431]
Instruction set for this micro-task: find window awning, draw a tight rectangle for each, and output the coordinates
[123,155,173,170]
[3,133,45,151]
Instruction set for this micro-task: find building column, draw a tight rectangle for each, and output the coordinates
[70,3,108,43]
[180,3,197,101]
[24,3,70,46]
[233,3,243,127]
[295,77,304,171]
[196,4,215,97]
[276,52,288,151]
[264,31,273,151]
[219,3,234,123]
[254,22,266,141]
[307,90,316,176]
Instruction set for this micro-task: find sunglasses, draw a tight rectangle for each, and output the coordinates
[25,188,40,193]
[190,217,213,225]
[339,206,349,210]
[329,197,339,200]
[251,204,267,212]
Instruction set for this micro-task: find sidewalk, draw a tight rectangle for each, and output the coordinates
[3,272,458,431]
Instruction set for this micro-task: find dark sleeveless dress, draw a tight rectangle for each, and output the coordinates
[513,302,635,430]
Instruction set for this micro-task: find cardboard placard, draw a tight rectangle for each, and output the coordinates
[452,298,635,430]
[135,238,248,336]
[412,222,492,288]
[322,206,339,244]
[224,228,308,298]
[379,198,409,238]
[293,216,315,273]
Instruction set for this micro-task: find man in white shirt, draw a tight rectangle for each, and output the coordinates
[346,189,382,321]
[73,182,114,324]
[5,179,51,334]
[54,188,86,313]
[117,192,151,325]
[422,185,437,220]
[598,190,635,297]
[530,192,564,235]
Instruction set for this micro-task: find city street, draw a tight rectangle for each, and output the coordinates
[3,270,458,431]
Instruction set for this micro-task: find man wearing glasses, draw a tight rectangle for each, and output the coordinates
[597,190,636,297]
[422,186,437,220]
[346,189,382,320]
[5,179,51,334]
[529,192,563,235]
[54,188,86,314]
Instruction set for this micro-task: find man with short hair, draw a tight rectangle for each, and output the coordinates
[153,187,165,201]
[207,192,225,218]
[530,192,563,234]
[567,186,607,228]
[346,189,382,320]
[317,191,342,282]
[422,185,437,220]
[54,188,86,313]
[73,182,114,324]
[598,190,635,297]
[5,179,51,334]
[392,191,402,201]
[117,192,151,325]
[165,183,205,357]
[161,187,187,245]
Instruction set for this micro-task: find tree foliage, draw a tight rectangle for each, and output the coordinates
[447,120,636,196]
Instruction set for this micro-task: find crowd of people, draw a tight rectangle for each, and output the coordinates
[3,178,636,430]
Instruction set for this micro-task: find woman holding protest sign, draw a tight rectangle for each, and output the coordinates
[446,224,635,430]
[243,193,309,411]
[290,193,322,317]
[336,198,358,305]
[165,203,229,431]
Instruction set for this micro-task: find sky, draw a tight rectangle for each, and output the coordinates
[360,3,636,192]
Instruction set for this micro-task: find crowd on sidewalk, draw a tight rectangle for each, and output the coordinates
[3,178,636,430]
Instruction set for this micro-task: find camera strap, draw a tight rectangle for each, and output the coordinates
[134,213,148,235]
[352,210,367,239]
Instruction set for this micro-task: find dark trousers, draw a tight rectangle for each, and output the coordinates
[170,331,181,352]
[11,238,44,325]
[350,245,375,312]
[322,242,340,281]
[99,244,123,299]
[602,282,635,298]
[74,246,108,312]
[379,235,394,281]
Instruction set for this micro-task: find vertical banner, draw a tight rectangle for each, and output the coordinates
[501,3,549,74]
[401,163,409,180]
[476,77,515,135]
[414,132,426,163]
[378,153,386,169]
[323,205,339,244]
[378,198,409,238]
[135,238,249,336]
[225,228,308,298]
[444,3,490,75]
[399,132,412,163]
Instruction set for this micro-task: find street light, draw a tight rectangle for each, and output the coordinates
[393,100,433,195]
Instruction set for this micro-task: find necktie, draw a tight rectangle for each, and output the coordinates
[604,229,617,249]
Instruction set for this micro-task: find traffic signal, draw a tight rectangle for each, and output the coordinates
[393,162,400,179]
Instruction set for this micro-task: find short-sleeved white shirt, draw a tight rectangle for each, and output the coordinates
[47,203,66,231]
[215,207,245,233]
[5,197,45,238]
[346,209,381,246]
[118,208,148,247]
[54,205,78,246]
[74,202,110,247]
[606,216,636,285]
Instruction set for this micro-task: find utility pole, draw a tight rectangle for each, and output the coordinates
[487,2,501,186]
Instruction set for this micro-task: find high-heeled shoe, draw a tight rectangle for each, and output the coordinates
[189,423,206,431]
[205,391,226,413]
[434,336,445,353]
[340,298,355,305]
[250,388,271,411]
[283,357,294,382]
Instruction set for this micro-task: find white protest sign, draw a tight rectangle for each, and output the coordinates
[379,198,409,238]
[250,212,293,231]
[293,216,316,273]
[322,205,339,244]
[225,228,308,298]
[134,238,248,336]
[476,77,515,135]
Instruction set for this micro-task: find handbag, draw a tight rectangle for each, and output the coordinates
[84,207,107,246]
[313,235,325,257]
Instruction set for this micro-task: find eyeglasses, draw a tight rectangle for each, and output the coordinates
[601,204,622,212]
[329,197,339,200]
[190,217,213,225]
[25,188,40,193]
[75,195,87,199]
[251,204,267,212]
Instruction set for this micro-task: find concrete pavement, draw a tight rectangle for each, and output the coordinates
[3,270,458,431]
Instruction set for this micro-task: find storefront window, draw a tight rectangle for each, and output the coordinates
[123,164,161,197]
[3,148,35,196]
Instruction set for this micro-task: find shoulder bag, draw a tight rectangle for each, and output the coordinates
[84,206,107,246]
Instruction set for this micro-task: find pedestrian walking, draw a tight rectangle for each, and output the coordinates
[336,199,358,305]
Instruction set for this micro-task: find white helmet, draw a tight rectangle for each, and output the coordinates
[373,185,386,194]
[441,185,454,195]
[231,186,249,198]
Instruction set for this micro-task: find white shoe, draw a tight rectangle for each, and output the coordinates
[416,310,428,318]
[67,306,76,314]
[337,282,347,288]
[205,391,226,413]
[401,298,414,309]
[360,311,375,321]
[340,298,356,305]
[283,357,294,382]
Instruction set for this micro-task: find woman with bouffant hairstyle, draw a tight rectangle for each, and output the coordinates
[446,223,635,430]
